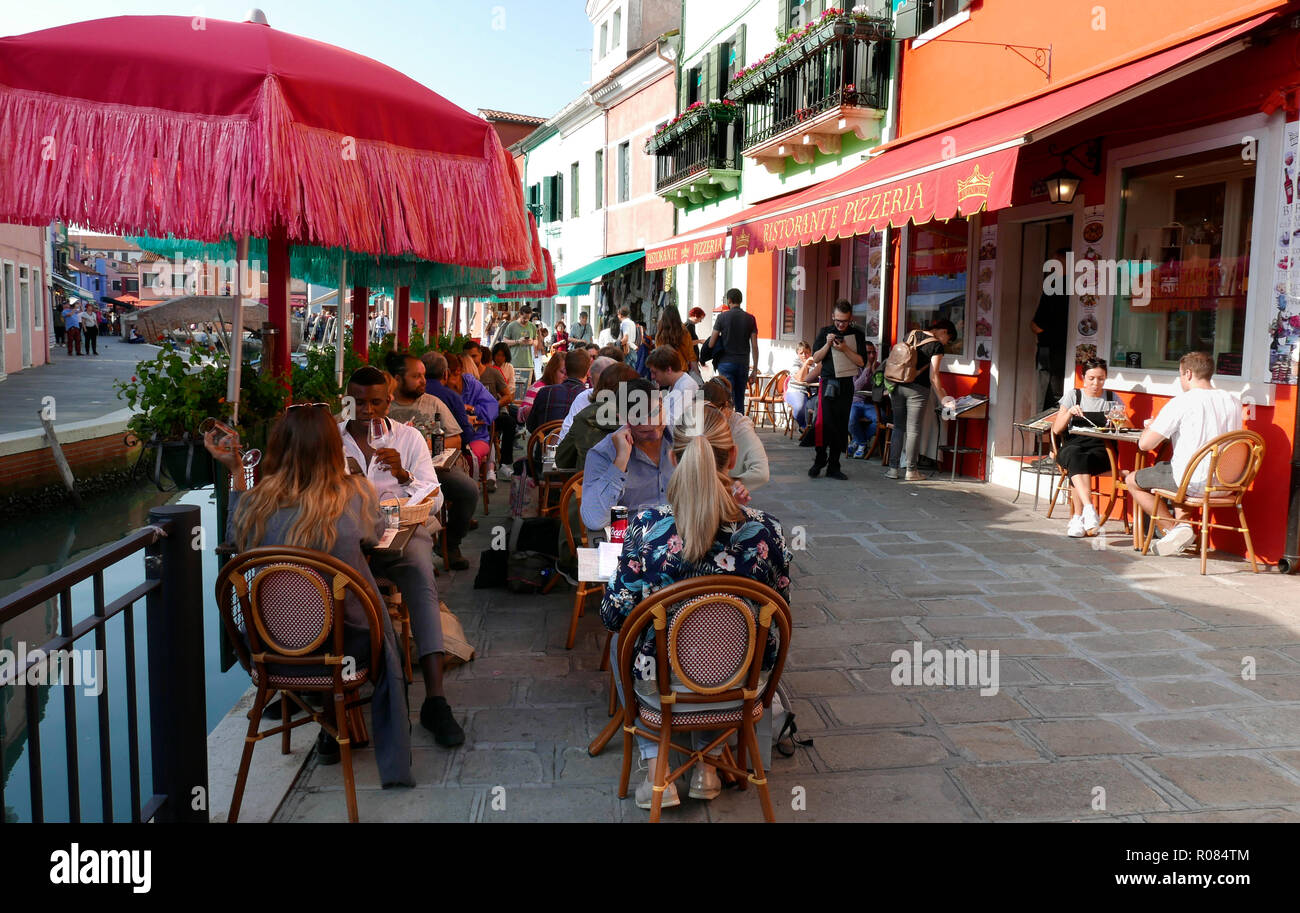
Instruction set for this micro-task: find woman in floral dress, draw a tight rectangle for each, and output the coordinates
[601,404,791,811]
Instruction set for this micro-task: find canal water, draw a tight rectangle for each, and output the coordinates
[0,482,250,823]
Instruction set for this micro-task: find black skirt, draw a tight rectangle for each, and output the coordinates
[1056,436,1111,477]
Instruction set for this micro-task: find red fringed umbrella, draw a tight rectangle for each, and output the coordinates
[0,14,529,270]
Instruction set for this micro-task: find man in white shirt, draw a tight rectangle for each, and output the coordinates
[1126,351,1243,556]
[338,366,463,746]
[646,345,701,428]
[559,355,615,441]
[617,306,637,355]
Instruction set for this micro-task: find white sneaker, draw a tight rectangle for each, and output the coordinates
[1066,515,1086,538]
[1081,506,1101,537]
[635,774,680,809]
[486,469,496,482]
[496,464,514,481]
[688,764,722,800]
[1154,523,1195,556]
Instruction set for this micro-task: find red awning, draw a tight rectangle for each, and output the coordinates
[646,11,1272,267]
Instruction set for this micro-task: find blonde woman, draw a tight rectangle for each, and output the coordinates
[601,405,791,812]
[207,405,422,784]
[783,341,817,434]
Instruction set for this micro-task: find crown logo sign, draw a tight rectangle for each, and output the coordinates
[734,230,750,250]
[956,164,994,205]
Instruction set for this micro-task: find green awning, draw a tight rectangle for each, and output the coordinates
[554,250,644,297]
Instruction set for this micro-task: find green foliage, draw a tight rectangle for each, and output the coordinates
[290,343,364,408]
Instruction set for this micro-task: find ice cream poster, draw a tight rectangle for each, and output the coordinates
[1271,118,1300,385]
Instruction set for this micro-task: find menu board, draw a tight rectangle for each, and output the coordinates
[1072,204,1105,366]
[1271,118,1300,385]
[973,224,997,361]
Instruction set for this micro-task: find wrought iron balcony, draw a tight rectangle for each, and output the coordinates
[645,103,743,207]
[727,13,891,173]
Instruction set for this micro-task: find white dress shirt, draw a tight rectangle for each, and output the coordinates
[338,418,443,511]
[559,388,594,441]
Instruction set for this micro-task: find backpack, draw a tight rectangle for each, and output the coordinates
[883,330,935,384]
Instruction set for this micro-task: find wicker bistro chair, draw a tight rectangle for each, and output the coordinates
[215,546,386,823]
[1139,429,1266,574]
[754,370,790,432]
[526,419,565,518]
[615,576,792,822]
[558,472,603,651]
[1045,429,1131,533]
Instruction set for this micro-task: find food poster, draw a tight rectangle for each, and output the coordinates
[974,224,996,361]
[852,230,886,343]
[1271,118,1300,385]
[1072,204,1106,367]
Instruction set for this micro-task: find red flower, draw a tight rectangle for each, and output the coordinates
[130,375,137,383]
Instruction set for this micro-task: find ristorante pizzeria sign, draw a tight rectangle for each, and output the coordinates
[645,232,728,269]
[731,148,1018,256]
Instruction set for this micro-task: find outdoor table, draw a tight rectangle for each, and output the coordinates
[540,466,577,518]
[1068,426,1152,549]
[365,524,416,562]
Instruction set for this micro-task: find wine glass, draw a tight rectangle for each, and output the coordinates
[367,418,390,450]
[199,417,261,468]
[1107,402,1127,432]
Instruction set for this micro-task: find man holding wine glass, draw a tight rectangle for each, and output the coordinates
[337,366,465,748]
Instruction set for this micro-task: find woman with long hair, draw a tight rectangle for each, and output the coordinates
[209,405,417,785]
[601,405,790,812]
[655,306,698,383]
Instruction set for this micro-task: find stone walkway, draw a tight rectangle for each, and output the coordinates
[276,427,1300,823]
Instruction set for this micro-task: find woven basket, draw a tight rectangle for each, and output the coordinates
[381,491,435,527]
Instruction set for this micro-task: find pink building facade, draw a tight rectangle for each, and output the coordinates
[599,62,676,256]
[0,223,50,377]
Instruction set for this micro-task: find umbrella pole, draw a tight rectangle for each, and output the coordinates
[335,258,349,390]
[228,236,249,425]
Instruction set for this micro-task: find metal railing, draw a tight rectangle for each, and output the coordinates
[732,27,891,152]
[0,504,207,823]
[651,117,742,193]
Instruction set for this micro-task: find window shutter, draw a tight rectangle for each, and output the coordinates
[705,47,718,103]
[556,173,564,221]
[736,24,746,78]
[679,62,692,111]
[778,0,791,31]
[893,0,922,40]
[716,41,732,98]
[541,175,556,222]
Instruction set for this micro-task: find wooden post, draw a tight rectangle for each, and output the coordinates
[351,286,369,360]
[266,227,291,379]
[396,286,411,348]
[39,413,82,508]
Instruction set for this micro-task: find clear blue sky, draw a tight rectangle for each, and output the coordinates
[2,0,594,120]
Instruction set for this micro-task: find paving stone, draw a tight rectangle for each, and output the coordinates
[895,582,987,598]
[1133,717,1253,750]
[824,694,925,727]
[1017,685,1142,716]
[1146,755,1300,807]
[278,785,479,823]
[457,749,544,785]
[483,786,622,823]
[1142,807,1300,823]
[825,598,927,621]
[1269,750,1300,775]
[1133,680,1255,711]
[470,708,586,744]
[1102,654,1216,678]
[1186,627,1300,649]
[442,677,515,709]
[920,616,1029,637]
[814,731,950,770]
[704,769,981,822]
[1023,720,1147,756]
[1075,591,1163,611]
[1027,657,1112,684]
[555,746,626,784]
[1028,615,1100,634]
[917,598,991,616]
[981,595,1066,613]
[790,646,856,666]
[960,637,1070,656]
[947,724,1043,762]
[1196,648,1299,676]
[1175,604,1291,627]
[1226,707,1300,745]
[953,760,1171,820]
[460,654,572,679]
[1095,609,1204,632]
[1236,674,1300,703]
[784,669,859,697]
[1073,632,1189,654]
[917,691,1033,723]
[524,675,608,705]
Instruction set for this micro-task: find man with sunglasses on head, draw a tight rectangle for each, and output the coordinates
[808,300,868,480]
[334,367,465,748]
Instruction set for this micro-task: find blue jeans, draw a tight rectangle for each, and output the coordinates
[785,388,810,430]
[716,360,749,413]
[609,631,773,771]
[849,401,878,447]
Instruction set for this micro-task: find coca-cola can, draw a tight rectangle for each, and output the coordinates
[610,506,629,544]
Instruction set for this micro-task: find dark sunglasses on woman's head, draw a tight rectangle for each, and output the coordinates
[286,401,332,411]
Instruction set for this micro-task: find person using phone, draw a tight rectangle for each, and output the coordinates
[808,300,869,480]
[580,379,674,541]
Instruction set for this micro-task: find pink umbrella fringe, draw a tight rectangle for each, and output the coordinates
[0,77,531,271]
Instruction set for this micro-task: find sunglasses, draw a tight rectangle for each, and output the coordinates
[286,402,332,411]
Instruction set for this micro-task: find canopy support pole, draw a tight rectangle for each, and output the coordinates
[227,236,249,423]
[351,286,369,360]
[335,259,349,389]
[396,286,411,349]
[267,227,291,379]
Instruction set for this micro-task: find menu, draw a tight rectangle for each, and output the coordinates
[1271,117,1300,385]
[974,224,997,360]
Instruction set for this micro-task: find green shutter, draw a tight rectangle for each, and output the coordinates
[556,173,564,221]
[704,48,718,103]
[778,0,791,32]
[541,175,556,222]
[736,24,746,75]
[679,61,691,112]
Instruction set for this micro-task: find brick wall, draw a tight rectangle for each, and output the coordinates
[0,431,140,492]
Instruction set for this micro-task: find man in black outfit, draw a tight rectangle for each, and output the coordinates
[1032,248,1071,410]
[809,300,868,480]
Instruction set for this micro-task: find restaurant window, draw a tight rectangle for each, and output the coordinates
[904,218,969,356]
[851,231,885,339]
[779,248,800,339]
[1112,146,1255,376]
[570,162,580,216]
[33,268,42,329]
[594,150,603,209]
[18,266,30,332]
[618,142,630,203]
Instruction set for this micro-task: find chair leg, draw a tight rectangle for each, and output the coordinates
[599,630,611,673]
[607,667,617,716]
[744,723,775,823]
[1239,506,1260,573]
[335,692,359,823]
[1046,472,1068,519]
[1200,514,1210,575]
[280,688,291,755]
[229,687,269,823]
[566,586,584,650]
[880,428,892,466]
[589,713,620,757]
[650,733,671,823]
[616,726,633,798]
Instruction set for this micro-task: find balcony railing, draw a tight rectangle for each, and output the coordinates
[646,107,742,205]
[727,14,891,170]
